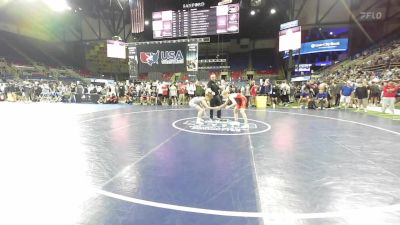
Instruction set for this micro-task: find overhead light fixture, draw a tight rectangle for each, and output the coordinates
[329,31,333,35]
[42,0,71,12]
[144,20,149,26]
[270,8,276,14]
[250,10,256,16]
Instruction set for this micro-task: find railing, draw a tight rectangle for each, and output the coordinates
[363,61,400,71]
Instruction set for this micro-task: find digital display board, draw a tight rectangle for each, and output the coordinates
[280,20,298,30]
[283,39,349,58]
[107,40,126,59]
[152,3,239,39]
[294,64,312,72]
[314,61,333,67]
[279,26,302,52]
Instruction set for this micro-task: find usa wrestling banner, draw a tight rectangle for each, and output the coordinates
[137,43,187,73]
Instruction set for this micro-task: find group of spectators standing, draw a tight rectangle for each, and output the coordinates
[1,70,399,115]
[298,66,400,113]
[0,80,121,104]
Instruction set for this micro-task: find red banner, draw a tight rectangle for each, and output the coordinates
[180,74,189,81]
[162,72,173,81]
[231,71,242,80]
[138,73,149,80]
[256,69,276,75]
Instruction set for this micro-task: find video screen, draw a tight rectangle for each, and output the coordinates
[107,40,126,59]
[152,3,240,39]
[279,26,302,52]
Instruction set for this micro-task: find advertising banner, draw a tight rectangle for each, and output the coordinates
[295,64,312,72]
[128,47,138,80]
[283,38,348,58]
[231,71,241,80]
[186,43,199,72]
[137,43,186,73]
[302,38,348,54]
[280,20,299,31]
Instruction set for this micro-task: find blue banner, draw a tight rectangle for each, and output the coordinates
[283,38,348,58]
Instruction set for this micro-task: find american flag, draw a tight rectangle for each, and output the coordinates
[129,0,144,33]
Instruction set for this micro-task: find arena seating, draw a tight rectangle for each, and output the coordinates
[85,42,129,75]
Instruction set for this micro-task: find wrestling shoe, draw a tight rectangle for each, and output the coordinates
[241,124,249,129]
[230,121,240,126]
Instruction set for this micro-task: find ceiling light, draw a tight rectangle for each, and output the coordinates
[270,8,276,14]
[42,0,71,12]
[145,20,149,26]
[250,10,256,16]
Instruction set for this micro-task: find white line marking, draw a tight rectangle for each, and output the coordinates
[172,117,272,136]
[81,108,192,123]
[94,188,400,219]
[100,130,181,188]
[247,133,265,224]
[263,110,400,136]
[91,108,400,219]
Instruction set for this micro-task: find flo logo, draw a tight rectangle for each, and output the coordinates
[172,117,271,136]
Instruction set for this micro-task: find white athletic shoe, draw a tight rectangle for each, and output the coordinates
[196,119,204,125]
[230,121,240,126]
[241,124,249,129]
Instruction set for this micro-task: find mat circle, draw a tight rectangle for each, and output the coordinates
[172,117,272,136]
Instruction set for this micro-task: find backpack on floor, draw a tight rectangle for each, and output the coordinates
[308,100,317,109]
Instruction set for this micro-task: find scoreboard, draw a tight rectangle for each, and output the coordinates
[152,3,239,39]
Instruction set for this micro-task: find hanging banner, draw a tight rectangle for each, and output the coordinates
[186,43,199,72]
[162,72,173,81]
[128,47,138,80]
[137,43,186,73]
[138,73,149,80]
[294,64,312,72]
[231,71,242,80]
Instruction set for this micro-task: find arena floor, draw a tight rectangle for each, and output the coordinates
[1,103,400,225]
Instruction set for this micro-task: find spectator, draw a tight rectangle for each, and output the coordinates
[369,80,381,106]
[270,82,280,109]
[106,93,118,104]
[194,80,205,97]
[330,80,341,108]
[299,84,312,109]
[381,80,400,114]
[249,80,258,107]
[187,81,195,101]
[243,83,251,107]
[178,82,187,105]
[340,81,354,109]
[280,81,290,106]
[169,83,178,106]
[355,81,369,112]
[316,89,328,110]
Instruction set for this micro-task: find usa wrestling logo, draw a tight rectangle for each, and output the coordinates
[140,50,184,66]
[172,117,271,136]
[140,51,160,66]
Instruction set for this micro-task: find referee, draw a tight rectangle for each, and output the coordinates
[207,73,222,119]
